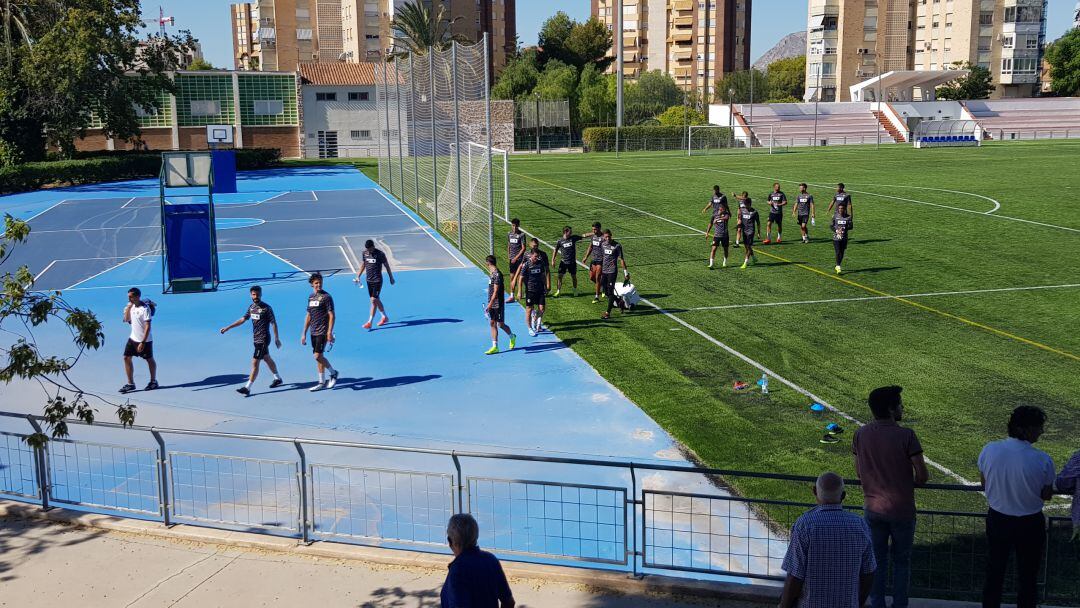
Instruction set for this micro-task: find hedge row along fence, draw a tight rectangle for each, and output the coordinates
[581,125,734,152]
[0,148,281,195]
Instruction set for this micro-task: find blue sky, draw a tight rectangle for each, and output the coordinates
[143,0,1076,70]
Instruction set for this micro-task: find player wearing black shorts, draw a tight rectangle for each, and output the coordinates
[831,201,854,274]
[357,239,395,330]
[516,247,549,336]
[484,255,516,355]
[763,182,787,244]
[552,226,582,297]
[828,183,853,219]
[732,191,749,247]
[581,222,604,303]
[301,272,338,391]
[506,218,526,303]
[793,183,816,243]
[735,193,761,269]
[599,229,629,320]
[705,193,731,269]
[119,287,157,394]
[220,285,283,396]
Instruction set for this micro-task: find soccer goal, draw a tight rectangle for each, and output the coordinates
[688,124,777,156]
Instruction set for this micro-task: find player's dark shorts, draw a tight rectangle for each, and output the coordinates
[525,290,546,307]
[742,232,755,246]
[488,305,505,323]
[368,280,382,299]
[509,258,522,276]
[310,334,328,354]
[797,214,810,226]
[712,234,729,247]
[769,212,783,225]
[123,339,153,359]
[253,342,270,360]
[558,261,576,276]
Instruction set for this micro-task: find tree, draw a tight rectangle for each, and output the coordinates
[1045,28,1080,96]
[656,104,708,127]
[389,0,466,57]
[185,57,214,71]
[533,59,578,102]
[715,69,770,104]
[491,50,539,100]
[935,61,993,100]
[0,215,134,446]
[576,63,614,126]
[624,70,682,125]
[766,56,805,102]
[564,17,613,71]
[536,11,574,68]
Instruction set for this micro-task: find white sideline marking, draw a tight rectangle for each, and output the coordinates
[339,245,358,275]
[119,197,141,209]
[372,188,468,268]
[224,244,305,272]
[24,199,70,223]
[619,233,701,240]
[687,283,1080,312]
[33,260,57,282]
[511,173,978,486]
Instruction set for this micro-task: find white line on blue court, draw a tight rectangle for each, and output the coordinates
[24,199,70,222]
[65,250,162,289]
[372,188,469,268]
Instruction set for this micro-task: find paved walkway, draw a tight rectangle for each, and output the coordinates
[0,516,754,608]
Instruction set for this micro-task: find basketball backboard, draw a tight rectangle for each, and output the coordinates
[162,151,213,188]
[206,124,234,145]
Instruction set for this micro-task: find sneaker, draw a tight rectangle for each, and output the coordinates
[508,334,517,350]
[377,317,388,327]
[484,345,499,355]
[740,261,748,269]
[553,289,560,297]
[327,370,339,389]
[144,380,159,391]
[362,321,372,330]
[505,296,516,304]
[722,258,728,268]
[820,434,841,444]
[309,381,326,392]
[592,297,599,304]
[268,378,283,389]
[601,312,610,319]
[708,259,714,268]
[237,386,250,396]
[762,239,771,245]
[835,265,842,274]
[776,237,782,243]
[600,292,606,299]
[528,328,537,337]
[119,383,136,394]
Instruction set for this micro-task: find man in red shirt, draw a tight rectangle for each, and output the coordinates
[852,386,929,608]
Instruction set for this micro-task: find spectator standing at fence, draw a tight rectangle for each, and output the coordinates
[852,386,929,608]
[779,472,876,608]
[1056,449,1080,540]
[220,285,283,396]
[978,405,1056,608]
[119,287,157,394]
[441,514,515,608]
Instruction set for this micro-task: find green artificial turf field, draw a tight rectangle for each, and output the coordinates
[497,140,1080,496]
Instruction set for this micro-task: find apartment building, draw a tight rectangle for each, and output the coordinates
[806,0,1049,102]
[591,0,751,97]
[237,0,346,72]
[232,3,257,69]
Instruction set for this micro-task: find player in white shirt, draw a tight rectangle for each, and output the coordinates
[119,287,157,394]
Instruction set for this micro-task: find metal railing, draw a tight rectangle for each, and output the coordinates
[0,411,1075,604]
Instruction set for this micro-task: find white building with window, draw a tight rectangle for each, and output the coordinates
[298,63,400,159]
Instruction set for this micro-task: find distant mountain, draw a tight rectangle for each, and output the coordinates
[753,31,807,71]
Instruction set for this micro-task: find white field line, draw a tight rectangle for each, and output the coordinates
[24,199,70,222]
[687,283,1080,312]
[222,244,304,271]
[119,197,139,209]
[65,250,162,289]
[311,191,319,201]
[619,233,701,240]
[372,188,468,268]
[509,174,978,486]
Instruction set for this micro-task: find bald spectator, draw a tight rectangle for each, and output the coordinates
[852,386,929,608]
[779,472,876,608]
[1057,449,1080,540]
[978,405,1055,608]
[441,513,514,608]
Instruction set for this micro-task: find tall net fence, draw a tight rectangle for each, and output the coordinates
[376,39,505,265]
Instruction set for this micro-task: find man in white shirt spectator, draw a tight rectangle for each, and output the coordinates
[977,405,1055,608]
[119,287,157,394]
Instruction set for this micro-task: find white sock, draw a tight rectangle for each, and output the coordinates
[245,380,253,388]
[318,372,325,382]
[273,373,281,380]
[492,340,498,348]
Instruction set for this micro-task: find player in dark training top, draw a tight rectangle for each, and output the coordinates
[552,226,582,297]
[581,222,604,303]
[828,182,853,219]
[763,182,787,244]
[704,190,731,268]
[792,183,816,243]
[356,239,395,330]
[831,201,854,274]
[483,255,516,355]
[301,272,339,392]
[735,193,761,269]
[506,218,526,303]
[220,286,284,396]
[514,246,550,336]
[732,190,749,248]
[599,229,629,320]
[701,185,728,218]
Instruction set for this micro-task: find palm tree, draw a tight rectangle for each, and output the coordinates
[389,0,468,57]
[2,0,36,67]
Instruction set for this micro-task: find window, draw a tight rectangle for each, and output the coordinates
[1026,38,1038,49]
[315,92,337,102]
[979,12,992,25]
[347,91,370,101]
[253,100,283,115]
[978,36,992,50]
[1002,35,1013,49]
[350,130,372,140]
[190,100,221,116]
[297,28,312,40]
[134,103,158,117]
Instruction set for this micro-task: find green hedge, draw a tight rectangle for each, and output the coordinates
[0,148,282,195]
[582,125,733,152]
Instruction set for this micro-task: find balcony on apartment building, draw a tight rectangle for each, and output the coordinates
[672,0,694,12]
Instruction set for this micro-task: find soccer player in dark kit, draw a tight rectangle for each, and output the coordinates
[832,201,854,274]
[581,222,604,303]
[220,285,284,396]
[515,246,550,336]
[506,218,526,303]
[763,182,787,244]
[483,255,516,355]
[301,272,338,392]
[793,183,816,243]
[705,190,731,268]
[828,182,853,219]
[552,226,582,297]
[735,193,761,269]
[357,239,395,330]
[599,229,629,320]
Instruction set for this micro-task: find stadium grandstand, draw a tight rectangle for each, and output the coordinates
[962,98,1080,140]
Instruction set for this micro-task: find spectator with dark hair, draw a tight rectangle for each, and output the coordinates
[978,405,1055,608]
[779,472,876,608]
[1055,449,1080,540]
[852,386,928,608]
[442,513,515,608]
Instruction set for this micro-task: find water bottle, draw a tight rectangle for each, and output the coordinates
[760,373,769,395]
